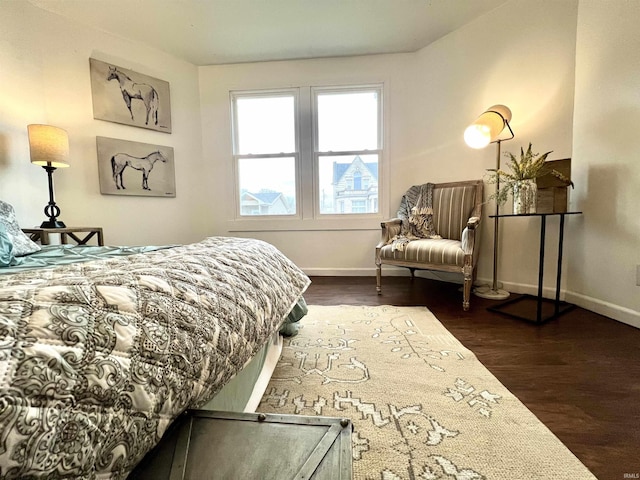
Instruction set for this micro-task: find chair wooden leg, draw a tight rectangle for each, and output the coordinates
[376,264,382,295]
[409,268,416,281]
[463,265,472,311]
[463,278,471,311]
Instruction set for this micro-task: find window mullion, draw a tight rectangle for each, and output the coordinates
[315,149,382,157]
[299,87,314,220]
[235,152,297,159]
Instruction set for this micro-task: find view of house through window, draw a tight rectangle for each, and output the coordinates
[238,156,296,215]
[316,88,381,215]
[231,85,382,218]
[318,154,379,214]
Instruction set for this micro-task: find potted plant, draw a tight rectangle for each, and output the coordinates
[487,143,573,214]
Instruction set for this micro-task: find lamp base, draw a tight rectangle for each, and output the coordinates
[40,219,66,228]
[473,284,510,300]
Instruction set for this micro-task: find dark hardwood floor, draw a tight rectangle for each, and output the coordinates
[304,276,640,480]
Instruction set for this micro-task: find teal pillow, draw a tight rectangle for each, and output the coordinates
[0,200,41,256]
[0,222,16,267]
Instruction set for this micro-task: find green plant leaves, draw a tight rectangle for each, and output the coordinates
[485,142,566,205]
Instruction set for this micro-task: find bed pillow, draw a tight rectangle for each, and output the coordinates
[0,223,15,266]
[0,200,41,256]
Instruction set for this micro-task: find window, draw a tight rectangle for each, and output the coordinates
[231,85,383,224]
[232,91,298,217]
[314,87,381,216]
[353,172,362,190]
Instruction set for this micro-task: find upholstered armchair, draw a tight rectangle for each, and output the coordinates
[375,180,483,310]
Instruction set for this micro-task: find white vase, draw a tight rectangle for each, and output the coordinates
[513,179,537,214]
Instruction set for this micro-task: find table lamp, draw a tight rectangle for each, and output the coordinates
[28,124,70,228]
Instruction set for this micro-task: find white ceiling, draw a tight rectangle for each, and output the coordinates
[29,0,509,66]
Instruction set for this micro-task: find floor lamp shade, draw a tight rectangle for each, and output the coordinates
[27,124,70,228]
[28,124,70,168]
[464,105,512,149]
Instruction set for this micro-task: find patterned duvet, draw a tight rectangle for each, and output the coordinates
[0,237,310,479]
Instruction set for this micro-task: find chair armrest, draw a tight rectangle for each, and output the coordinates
[376,218,402,248]
[466,216,481,230]
[461,217,481,254]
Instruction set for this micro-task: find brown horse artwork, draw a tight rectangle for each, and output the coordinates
[107,66,159,126]
[111,151,167,191]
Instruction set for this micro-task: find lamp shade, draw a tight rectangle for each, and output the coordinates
[27,124,70,168]
[464,105,512,149]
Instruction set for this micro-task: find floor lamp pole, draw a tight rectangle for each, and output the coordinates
[492,140,503,292]
[475,138,510,300]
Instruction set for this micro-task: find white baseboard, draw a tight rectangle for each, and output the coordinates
[564,291,640,329]
[303,269,640,329]
[303,267,379,276]
[304,267,463,283]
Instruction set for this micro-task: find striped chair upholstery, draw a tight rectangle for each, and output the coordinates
[379,238,467,267]
[375,180,483,311]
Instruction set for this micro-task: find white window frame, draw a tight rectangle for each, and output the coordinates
[228,84,387,232]
[311,84,383,219]
[231,88,301,220]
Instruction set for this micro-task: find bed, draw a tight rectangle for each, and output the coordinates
[0,202,310,479]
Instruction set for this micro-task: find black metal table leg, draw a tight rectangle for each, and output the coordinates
[555,214,566,317]
[536,215,547,323]
[486,211,582,324]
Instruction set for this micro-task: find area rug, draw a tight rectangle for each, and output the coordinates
[258,305,596,480]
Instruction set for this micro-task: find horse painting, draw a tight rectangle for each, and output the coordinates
[111,151,167,191]
[107,66,159,126]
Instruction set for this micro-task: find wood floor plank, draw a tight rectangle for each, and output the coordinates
[303,276,640,480]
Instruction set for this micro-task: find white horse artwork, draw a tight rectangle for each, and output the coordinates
[107,66,159,126]
[111,151,167,191]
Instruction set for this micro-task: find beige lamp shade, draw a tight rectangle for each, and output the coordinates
[464,105,512,149]
[28,124,70,168]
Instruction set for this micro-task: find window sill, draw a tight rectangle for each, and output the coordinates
[226,217,385,232]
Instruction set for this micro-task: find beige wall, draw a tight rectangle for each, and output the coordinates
[0,2,207,246]
[567,0,640,326]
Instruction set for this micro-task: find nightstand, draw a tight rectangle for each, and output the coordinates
[22,227,104,246]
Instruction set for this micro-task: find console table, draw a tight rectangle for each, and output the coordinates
[488,212,582,324]
[22,227,104,246]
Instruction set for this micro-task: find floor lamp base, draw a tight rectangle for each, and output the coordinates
[473,284,510,300]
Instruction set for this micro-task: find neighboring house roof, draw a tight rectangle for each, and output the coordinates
[333,156,378,184]
[242,191,283,205]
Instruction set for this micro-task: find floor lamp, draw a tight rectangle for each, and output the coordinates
[27,124,70,228]
[464,105,514,300]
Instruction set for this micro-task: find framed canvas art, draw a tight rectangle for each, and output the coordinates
[90,58,172,133]
[96,136,176,197]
